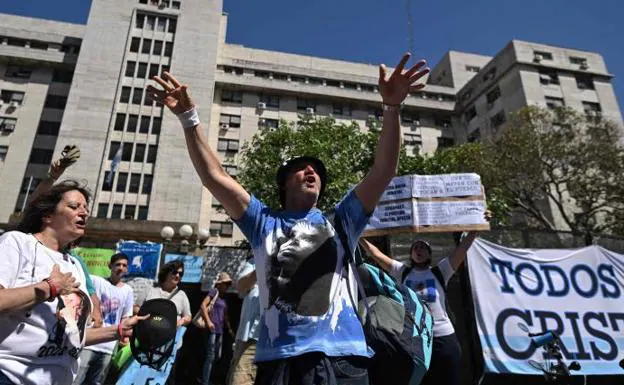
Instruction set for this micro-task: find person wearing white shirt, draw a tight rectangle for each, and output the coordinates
[0,181,146,385]
[73,253,134,385]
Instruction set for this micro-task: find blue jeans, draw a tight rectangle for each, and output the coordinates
[202,332,223,385]
[73,349,113,385]
[0,371,14,385]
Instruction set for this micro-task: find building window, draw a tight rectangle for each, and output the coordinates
[141,39,152,54]
[5,65,33,79]
[102,172,113,191]
[333,104,352,116]
[434,116,451,128]
[112,204,123,219]
[132,88,143,105]
[570,56,587,65]
[297,98,316,111]
[437,137,455,149]
[142,174,153,194]
[52,69,74,83]
[168,19,177,33]
[465,106,477,121]
[150,40,163,56]
[401,112,419,125]
[120,87,131,103]
[116,172,128,192]
[486,86,501,105]
[260,118,279,129]
[0,91,25,106]
[260,94,280,108]
[148,63,160,79]
[126,61,136,78]
[465,65,481,73]
[97,204,109,218]
[534,51,553,61]
[126,114,138,132]
[138,206,148,220]
[37,121,61,136]
[124,205,136,220]
[156,17,166,32]
[28,148,54,165]
[147,145,158,163]
[0,117,17,132]
[223,164,238,176]
[152,117,162,135]
[114,113,126,131]
[145,15,155,30]
[136,62,148,78]
[545,97,565,110]
[130,37,140,52]
[582,102,602,117]
[490,110,507,127]
[482,67,496,82]
[254,71,270,79]
[129,174,141,193]
[7,38,26,47]
[109,141,121,160]
[164,42,173,57]
[136,13,145,28]
[44,95,67,109]
[217,139,239,153]
[122,143,133,161]
[221,90,242,103]
[576,75,594,90]
[0,146,8,162]
[134,143,146,162]
[210,221,233,237]
[403,133,422,146]
[539,70,559,85]
[139,116,151,133]
[219,114,241,128]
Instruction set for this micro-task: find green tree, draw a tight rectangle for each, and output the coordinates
[238,116,388,212]
[482,106,624,235]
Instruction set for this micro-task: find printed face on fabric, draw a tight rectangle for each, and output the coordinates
[40,290,91,358]
[268,219,338,317]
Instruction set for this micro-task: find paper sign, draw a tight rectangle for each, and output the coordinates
[416,201,486,226]
[366,200,415,230]
[379,175,413,202]
[412,174,482,198]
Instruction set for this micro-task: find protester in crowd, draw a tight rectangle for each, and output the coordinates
[226,259,260,385]
[142,260,191,385]
[147,52,429,385]
[0,181,147,385]
[359,213,490,385]
[145,260,192,326]
[200,272,234,385]
[27,146,103,328]
[73,253,134,385]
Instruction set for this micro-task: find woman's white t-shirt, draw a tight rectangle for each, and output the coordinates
[0,231,92,385]
[389,258,456,337]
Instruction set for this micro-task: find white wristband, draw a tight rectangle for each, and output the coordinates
[176,107,201,129]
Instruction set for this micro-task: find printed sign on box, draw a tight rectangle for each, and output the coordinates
[378,173,483,203]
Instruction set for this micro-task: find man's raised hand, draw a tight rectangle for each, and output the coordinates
[147,72,195,114]
[378,53,430,106]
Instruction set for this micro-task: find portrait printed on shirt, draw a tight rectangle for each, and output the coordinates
[267,220,339,317]
[38,290,92,359]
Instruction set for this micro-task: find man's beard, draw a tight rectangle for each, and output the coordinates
[413,258,432,269]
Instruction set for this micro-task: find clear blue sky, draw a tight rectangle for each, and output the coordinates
[1,0,622,111]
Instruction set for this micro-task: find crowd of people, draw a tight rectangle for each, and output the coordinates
[0,52,493,385]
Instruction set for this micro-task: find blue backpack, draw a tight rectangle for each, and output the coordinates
[331,212,434,385]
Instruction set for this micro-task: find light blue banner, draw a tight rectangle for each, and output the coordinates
[116,326,186,385]
[118,241,163,279]
[165,254,204,283]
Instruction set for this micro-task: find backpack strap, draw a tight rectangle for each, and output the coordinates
[400,265,411,284]
[431,265,446,293]
[329,210,369,324]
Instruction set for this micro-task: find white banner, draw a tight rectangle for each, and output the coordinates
[468,239,624,375]
[378,173,482,203]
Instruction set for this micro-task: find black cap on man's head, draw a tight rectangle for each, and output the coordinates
[276,156,327,208]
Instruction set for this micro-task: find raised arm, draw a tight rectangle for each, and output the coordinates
[236,270,257,296]
[359,238,396,274]
[355,54,429,213]
[449,210,492,270]
[28,145,80,204]
[147,73,250,220]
